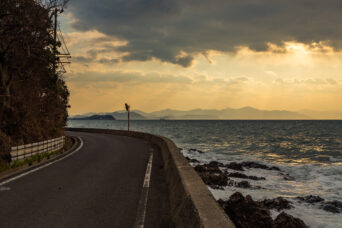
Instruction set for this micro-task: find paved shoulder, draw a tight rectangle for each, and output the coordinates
[0,131,170,228]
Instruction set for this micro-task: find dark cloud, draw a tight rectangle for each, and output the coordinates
[68,71,193,84]
[68,0,342,67]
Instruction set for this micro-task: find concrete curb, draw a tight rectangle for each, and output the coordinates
[0,136,80,183]
[66,128,235,228]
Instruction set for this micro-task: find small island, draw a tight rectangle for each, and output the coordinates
[70,115,116,120]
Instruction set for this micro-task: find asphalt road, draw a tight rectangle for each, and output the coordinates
[0,131,170,228]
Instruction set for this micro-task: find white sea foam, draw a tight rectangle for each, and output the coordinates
[329,156,342,162]
[182,148,342,228]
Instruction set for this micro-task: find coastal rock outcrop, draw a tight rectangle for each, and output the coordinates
[225,161,281,172]
[194,164,227,188]
[259,197,293,211]
[320,201,342,213]
[227,172,266,180]
[218,192,273,228]
[218,192,308,228]
[194,163,265,189]
[225,162,245,171]
[207,161,225,167]
[272,212,308,228]
[297,195,342,213]
[194,164,222,174]
[185,157,200,163]
[234,180,252,189]
[297,195,324,204]
[197,172,228,189]
[188,148,204,154]
[241,161,281,171]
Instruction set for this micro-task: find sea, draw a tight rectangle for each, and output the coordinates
[67,120,342,228]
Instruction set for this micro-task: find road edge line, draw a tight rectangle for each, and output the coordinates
[134,152,153,228]
[0,137,84,186]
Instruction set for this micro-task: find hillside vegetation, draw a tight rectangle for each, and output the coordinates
[0,0,69,164]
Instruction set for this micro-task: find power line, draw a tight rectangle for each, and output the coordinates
[51,5,71,76]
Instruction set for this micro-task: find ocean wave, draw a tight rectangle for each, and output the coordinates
[181,148,342,228]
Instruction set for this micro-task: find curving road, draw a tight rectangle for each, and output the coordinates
[0,131,170,228]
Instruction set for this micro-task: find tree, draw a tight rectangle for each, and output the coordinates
[0,0,69,163]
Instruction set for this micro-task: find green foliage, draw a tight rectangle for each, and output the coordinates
[0,0,69,163]
[0,149,64,173]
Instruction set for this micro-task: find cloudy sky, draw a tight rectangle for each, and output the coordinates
[61,0,342,115]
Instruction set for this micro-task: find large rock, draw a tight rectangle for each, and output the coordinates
[189,148,204,154]
[207,161,225,167]
[218,193,308,228]
[242,161,281,171]
[281,173,295,181]
[197,172,228,188]
[297,195,324,204]
[297,195,342,213]
[272,212,308,228]
[225,161,281,172]
[194,164,222,174]
[320,200,342,213]
[259,197,293,211]
[227,172,266,180]
[185,156,200,163]
[218,192,273,228]
[235,180,252,189]
[226,162,245,171]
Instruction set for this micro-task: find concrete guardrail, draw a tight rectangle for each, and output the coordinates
[66,128,235,228]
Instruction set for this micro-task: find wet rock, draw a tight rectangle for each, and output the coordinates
[218,193,309,228]
[218,192,273,228]
[194,164,222,174]
[185,156,200,163]
[320,200,342,213]
[207,161,225,167]
[226,162,245,171]
[259,197,293,211]
[227,172,266,180]
[197,172,228,187]
[226,161,281,172]
[242,161,269,169]
[209,185,225,190]
[189,148,204,154]
[242,161,281,171]
[281,173,295,181]
[297,196,342,213]
[272,212,308,228]
[235,180,251,189]
[297,195,324,204]
[269,166,281,171]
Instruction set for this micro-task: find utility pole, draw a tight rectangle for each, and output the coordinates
[50,4,70,75]
[53,7,58,74]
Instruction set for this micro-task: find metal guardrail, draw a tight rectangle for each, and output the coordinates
[10,136,65,161]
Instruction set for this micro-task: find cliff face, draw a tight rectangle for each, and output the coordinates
[0,0,69,164]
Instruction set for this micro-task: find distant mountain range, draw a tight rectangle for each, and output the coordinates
[69,106,341,120]
[69,115,116,120]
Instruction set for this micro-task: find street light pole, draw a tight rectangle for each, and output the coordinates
[125,103,130,131]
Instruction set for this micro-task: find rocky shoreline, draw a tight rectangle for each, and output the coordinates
[185,156,342,228]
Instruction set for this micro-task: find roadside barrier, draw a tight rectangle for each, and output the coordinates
[10,136,65,161]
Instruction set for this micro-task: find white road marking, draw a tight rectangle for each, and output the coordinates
[134,153,153,228]
[0,137,84,186]
[0,186,10,191]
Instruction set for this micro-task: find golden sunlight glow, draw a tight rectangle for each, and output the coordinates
[62,20,342,117]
